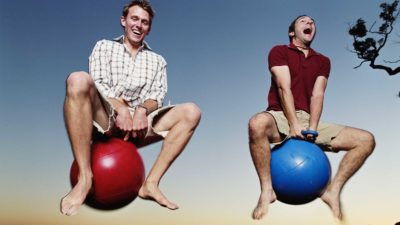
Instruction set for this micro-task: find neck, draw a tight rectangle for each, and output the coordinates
[294,44,309,50]
[123,36,142,55]
[291,40,310,57]
[291,38,310,50]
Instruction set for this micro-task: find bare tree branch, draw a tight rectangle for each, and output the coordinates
[348,0,400,76]
[369,61,400,75]
[383,58,400,63]
[354,60,368,69]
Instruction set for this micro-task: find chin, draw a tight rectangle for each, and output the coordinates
[129,37,143,44]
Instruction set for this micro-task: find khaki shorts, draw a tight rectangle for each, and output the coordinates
[267,110,344,151]
[93,94,174,139]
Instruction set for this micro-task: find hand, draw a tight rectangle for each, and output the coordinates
[301,130,319,142]
[289,123,306,139]
[114,106,134,140]
[130,106,148,140]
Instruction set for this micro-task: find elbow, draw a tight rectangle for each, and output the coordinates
[277,84,291,95]
[311,92,324,103]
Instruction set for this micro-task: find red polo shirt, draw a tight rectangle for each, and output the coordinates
[266,43,330,113]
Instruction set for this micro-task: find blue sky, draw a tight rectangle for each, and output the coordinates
[1,1,400,225]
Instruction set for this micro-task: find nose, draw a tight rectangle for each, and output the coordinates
[132,20,143,30]
[135,21,142,29]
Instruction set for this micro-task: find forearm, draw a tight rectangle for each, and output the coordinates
[271,65,301,130]
[278,87,299,128]
[108,98,158,116]
[107,98,129,114]
[138,99,158,115]
[309,95,324,131]
[309,76,328,131]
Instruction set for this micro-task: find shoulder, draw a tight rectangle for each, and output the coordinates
[92,39,121,51]
[143,48,167,66]
[269,44,288,53]
[268,44,289,57]
[311,48,329,60]
[94,39,115,46]
[310,49,331,75]
[312,50,330,65]
[268,44,289,65]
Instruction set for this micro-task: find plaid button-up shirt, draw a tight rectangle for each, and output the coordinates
[89,35,167,108]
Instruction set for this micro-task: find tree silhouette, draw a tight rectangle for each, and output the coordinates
[348,0,400,75]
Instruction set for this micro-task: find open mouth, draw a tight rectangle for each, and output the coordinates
[303,28,312,35]
[133,30,142,35]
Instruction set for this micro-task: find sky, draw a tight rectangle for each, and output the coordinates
[1,0,400,225]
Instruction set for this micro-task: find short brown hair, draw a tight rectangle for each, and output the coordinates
[122,0,155,27]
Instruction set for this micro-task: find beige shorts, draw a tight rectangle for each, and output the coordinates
[93,94,174,140]
[267,110,344,151]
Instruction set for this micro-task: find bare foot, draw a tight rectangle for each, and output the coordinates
[138,181,179,210]
[321,189,343,220]
[252,189,277,220]
[60,176,92,216]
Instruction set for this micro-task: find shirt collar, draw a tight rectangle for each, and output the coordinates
[113,35,152,51]
[287,42,318,57]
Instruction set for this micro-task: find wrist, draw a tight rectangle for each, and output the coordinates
[115,105,129,114]
[136,104,148,115]
[308,125,317,131]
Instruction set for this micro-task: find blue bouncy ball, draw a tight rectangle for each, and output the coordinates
[270,138,331,205]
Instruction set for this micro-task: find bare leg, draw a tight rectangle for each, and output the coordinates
[60,72,109,216]
[321,127,375,220]
[248,112,282,220]
[138,103,201,209]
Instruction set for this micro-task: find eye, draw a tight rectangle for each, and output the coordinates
[142,20,149,26]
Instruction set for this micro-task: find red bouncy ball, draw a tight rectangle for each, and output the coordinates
[70,137,145,210]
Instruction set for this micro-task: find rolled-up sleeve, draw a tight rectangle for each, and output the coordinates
[144,56,167,108]
[89,40,115,98]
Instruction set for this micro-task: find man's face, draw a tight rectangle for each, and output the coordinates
[290,16,316,45]
[121,5,151,47]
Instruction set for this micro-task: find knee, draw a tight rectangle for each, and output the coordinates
[66,71,94,97]
[248,113,272,137]
[359,130,376,155]
[181,103,201,125]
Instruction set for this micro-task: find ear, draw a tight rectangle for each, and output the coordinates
[120,16,126,28]
[289,31,295,37]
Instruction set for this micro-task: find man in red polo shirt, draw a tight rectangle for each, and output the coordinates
[248,15,375,221]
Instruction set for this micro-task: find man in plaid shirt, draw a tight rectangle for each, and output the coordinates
[61,0,201,216]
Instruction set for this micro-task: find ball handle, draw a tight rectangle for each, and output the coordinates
[301,130,319,142]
